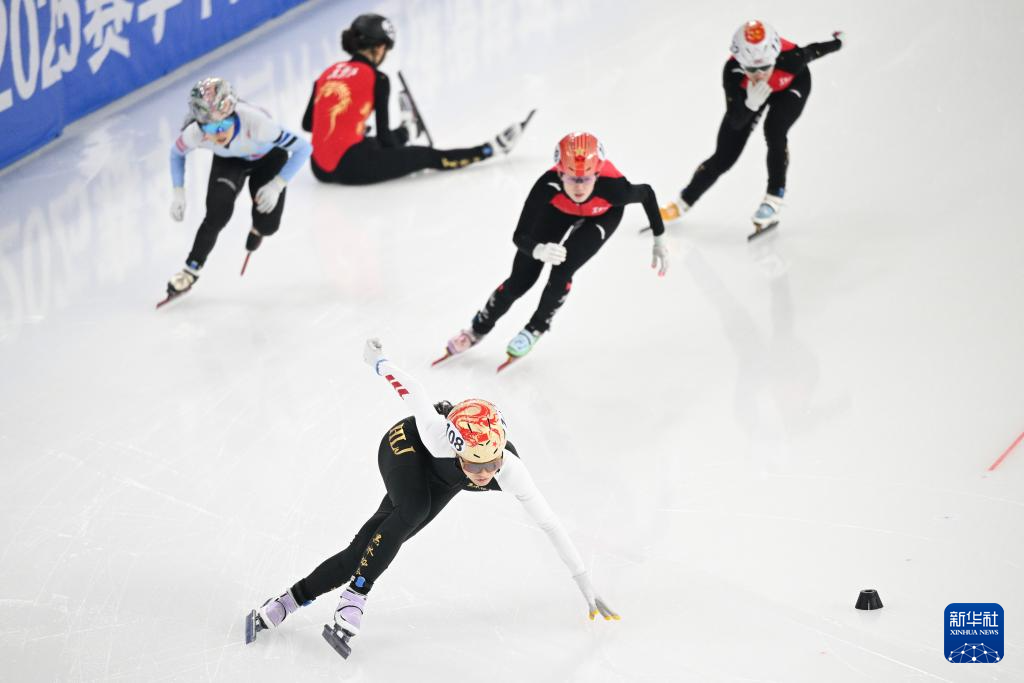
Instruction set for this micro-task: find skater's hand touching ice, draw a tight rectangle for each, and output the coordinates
[363,338,386,374]
[745,80,772,111]
[573,572,620,622]
[169,187,186,222]
[651,235,668,277]
[255,176,286,214]
[533,242,567,266]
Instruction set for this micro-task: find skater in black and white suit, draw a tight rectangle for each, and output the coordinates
[245,339,618,656]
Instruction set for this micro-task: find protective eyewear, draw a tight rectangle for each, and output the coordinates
[561,173,598,184]
[200,118,234,134]
[459,455,503,474]
[743,64,773,73]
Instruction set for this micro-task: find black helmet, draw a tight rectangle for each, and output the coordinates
[341,14,396,54]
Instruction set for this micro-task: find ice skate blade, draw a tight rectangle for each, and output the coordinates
[431,350,454,366]
[322,624,353,659]
[747,220,779,241]
[240,251,252,276]
[156,289,190,309]
[496,355,520,373]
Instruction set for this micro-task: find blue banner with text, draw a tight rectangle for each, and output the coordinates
[0,0,309,169]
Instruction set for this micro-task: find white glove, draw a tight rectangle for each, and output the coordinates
[532,242,567,266]
[363,337,386,375]
[832,30,846,47]
[745,80,772,111]
[254,175,287,214]
[651,235,668,277]
[169,187,186,222]
[573,572,620,621]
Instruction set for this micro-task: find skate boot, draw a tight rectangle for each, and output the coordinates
[659,197,690,223]
[245,227,263,252]
[333,588,366,636]
[158,262,200,307]
[258,590,299,629]
[492,109,536,155]
[168,262,199,295]
[497,328,542,372]
[321,587,366,659]
[246,590,300,643]
[749,194,783,240]
[752,194,783,228]
[241,228,264,275]
[507,328,541,358]
[433,328,484,366]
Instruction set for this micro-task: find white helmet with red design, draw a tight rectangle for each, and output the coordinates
[730,20,781,70]
[444,398,507,463]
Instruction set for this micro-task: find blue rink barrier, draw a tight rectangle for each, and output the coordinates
[0,0,310,170]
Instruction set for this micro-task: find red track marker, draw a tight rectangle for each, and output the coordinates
[988,430,1024,472]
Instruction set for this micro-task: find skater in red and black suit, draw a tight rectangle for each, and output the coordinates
[436,132,669,370]
[660,20,844,235]
[302,14,531,185]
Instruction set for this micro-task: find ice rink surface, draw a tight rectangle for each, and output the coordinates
[2,0,1023,680]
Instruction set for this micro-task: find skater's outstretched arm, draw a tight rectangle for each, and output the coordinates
[796,33,844,65]
[167,128,203,220]
[362,339,449,457]
[602,178,665,238]
[495,455,620,621]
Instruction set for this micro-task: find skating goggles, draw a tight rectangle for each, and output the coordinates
[200,118,234,134]
[560,173,598,184]
[458,455,503,474]
[743,64,773,73]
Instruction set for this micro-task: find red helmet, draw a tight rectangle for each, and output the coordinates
[554,132,605,176]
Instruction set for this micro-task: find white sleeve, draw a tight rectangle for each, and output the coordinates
[374,359,450,458]
[251,111,283,145]
[237,102,282,145]
[495,455,586,577]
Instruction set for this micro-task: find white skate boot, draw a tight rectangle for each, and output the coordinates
[492,109,536,155]
[321,588,366,659]
[245,590,300,644]
[749,194,783,240]
[158,262,201,308]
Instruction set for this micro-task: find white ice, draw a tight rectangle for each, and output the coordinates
[1,0,1022,681]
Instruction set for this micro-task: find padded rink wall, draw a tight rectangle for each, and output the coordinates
[0,0,311,170]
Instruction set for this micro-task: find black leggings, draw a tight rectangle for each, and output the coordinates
[291,430,460,603]
[682,77,810,206]
[187,148,287,267]
[472,207,624,337]
[312,138,491,185]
